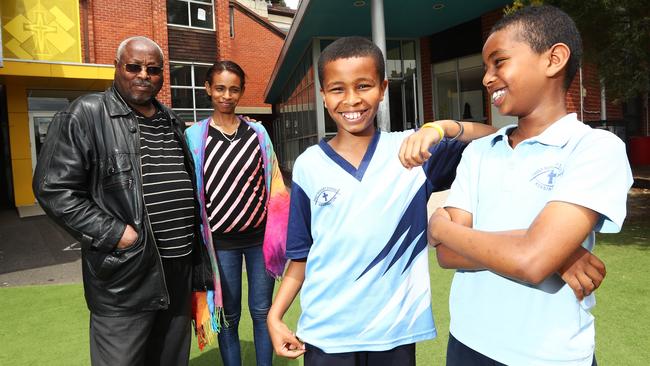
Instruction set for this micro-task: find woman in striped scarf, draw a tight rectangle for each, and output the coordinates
[185,60,289,366]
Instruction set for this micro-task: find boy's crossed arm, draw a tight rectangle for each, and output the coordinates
[429,203,606,300]
[267,259,307,359]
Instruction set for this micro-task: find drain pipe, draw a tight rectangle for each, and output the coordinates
[579,66,584,122]
[600,79,607,125]
[643,92,650,136]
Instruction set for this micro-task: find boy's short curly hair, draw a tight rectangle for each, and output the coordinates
[317,36,385,86]
[490,5,582,90]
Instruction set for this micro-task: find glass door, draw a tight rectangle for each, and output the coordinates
[386,40,419,131]
[388,74,418,131]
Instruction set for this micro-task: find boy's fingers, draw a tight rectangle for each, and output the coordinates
[279,337,306,359]
[584,265,604,289]
[279,347,306,359]
[564,275,584,300]
[407,139,422,166]
[588,254,606,276]
[277,344,301,358]
[576,273,596,296]
[419,147,431,163]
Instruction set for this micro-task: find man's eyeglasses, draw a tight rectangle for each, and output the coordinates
[120,63,163,76]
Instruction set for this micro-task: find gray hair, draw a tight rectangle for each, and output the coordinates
[115,36,164,62]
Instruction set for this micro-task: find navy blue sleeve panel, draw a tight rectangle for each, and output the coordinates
[286,181,312,260]
[422,139,467,192]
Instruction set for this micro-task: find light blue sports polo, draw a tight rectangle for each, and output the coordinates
[286,130,465,353]
[445,113,633,366]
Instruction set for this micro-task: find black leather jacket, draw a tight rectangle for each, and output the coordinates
[33,86,203,316]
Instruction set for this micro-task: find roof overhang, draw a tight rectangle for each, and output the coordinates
[0,59,114,79]
[264,0,510,103]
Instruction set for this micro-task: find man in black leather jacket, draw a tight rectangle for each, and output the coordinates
[33,36,203,366]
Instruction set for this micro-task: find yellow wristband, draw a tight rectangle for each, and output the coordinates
[421,122,445,142]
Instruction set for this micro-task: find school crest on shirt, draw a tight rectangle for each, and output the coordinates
[530,164,564,191]
[314,187,339,206]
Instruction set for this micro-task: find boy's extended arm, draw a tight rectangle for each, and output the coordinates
[399,120,496,168]
[267,259,306,359]
[432,206,606,299]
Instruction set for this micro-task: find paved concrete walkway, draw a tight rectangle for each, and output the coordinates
[0,209,81,287]
[633,165,650,188]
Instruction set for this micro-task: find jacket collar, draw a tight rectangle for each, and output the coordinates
[105,84,166,118]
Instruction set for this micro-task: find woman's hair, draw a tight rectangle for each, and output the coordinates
[205,60,246,88]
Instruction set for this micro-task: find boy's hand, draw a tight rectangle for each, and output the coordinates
[428,207,452,246]
[267,317,305,359]
[399,125,443,168]
[558,247,606,301]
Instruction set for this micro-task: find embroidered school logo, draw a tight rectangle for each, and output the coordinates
[314,187,339,206]
[530,164,563,191]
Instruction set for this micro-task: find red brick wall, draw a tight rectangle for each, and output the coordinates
[227,6,285,109]
[419,37,434,121]
[81,0,171,105]
[566,64,623,122]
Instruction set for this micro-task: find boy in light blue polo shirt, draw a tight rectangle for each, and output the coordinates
[266,36,497,365]
[428,5,633,366]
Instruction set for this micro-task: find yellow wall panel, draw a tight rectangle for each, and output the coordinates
[6,83,28,113]
[8,112,31,160]
[2,0,82,62]
[11,159,36,206]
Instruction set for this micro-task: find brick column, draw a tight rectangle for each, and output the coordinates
[215,0,232,59]
[152,0,171,105]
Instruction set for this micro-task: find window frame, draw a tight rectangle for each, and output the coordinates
[169,61,214,123]
[432,53,487,123]
[166,0,216,31]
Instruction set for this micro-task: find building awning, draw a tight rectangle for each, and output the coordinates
[0,59,113,88]
[264,0,510,104]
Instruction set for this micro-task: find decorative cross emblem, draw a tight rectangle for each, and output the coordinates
[547,170,558,185]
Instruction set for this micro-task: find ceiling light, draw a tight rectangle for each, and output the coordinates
[432,3,445,10]
[353,1,366,7]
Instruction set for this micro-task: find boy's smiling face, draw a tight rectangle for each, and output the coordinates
[482,25,549,118]
[320,56,387,136]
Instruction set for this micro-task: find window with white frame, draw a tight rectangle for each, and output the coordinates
[170,62,213,123]
[167,0,214,30]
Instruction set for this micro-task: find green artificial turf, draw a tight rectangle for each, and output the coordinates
[1,220,647,365]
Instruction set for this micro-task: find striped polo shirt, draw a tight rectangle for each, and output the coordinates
[203,122,267,250]
[138,109,195,258]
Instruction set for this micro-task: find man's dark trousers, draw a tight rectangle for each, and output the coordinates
[89,255,192,366]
